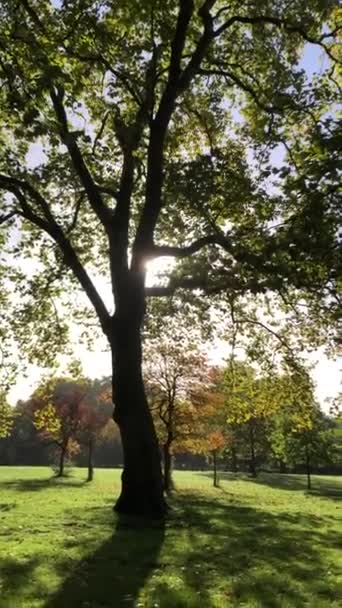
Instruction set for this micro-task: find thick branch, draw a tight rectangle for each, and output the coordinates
[50,87,113,230]
[145,275,240,297]
[0,174,57,226]
[133,1,195,251]
[152,234,231,259]
[0,180,110,334]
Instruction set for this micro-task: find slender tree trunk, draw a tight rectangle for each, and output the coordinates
[279,459,287,474]
[163,442,174,494]
[213,450,219,487]
[87,438,94,482]
[249,423,257,478]
[305,444,312,491]
[111,313,167,517]
[231,446,238,473]
[57,443,67,477]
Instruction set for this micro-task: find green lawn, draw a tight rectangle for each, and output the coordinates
[0,467,341,607]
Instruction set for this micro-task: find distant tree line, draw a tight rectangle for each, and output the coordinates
[1,350,341,491]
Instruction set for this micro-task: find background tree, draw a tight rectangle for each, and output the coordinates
[180,367,227,487]
[0,0,340,515]
[223,362,280,476]
[31,377,89,477]
[76,379,114,481]
[144,337,210,493]
[0,393,14,439]
[269,372,335,489]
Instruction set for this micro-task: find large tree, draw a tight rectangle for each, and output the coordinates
[0,0,340,515]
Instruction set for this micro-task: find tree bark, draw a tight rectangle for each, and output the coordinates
[279,459,287,474]
[213,450,219,487]
[57,443,67,477]
[305,443,312,491]
[231,446,238,472]
[163,442,174,494]
[249,422,257,478]
[111,310,167,517]
[87,438,94,482]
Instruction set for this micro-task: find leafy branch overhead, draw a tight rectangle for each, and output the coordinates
[0,1,340,350]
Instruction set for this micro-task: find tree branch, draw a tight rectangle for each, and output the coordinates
[49,86,113,230]
[0,174,57,227]
[0,209,18,225]
[214,15,340,64]
[235,316,294,353]
[145,274,241,297]
[152,233,232,258]
[133,0,215,263]
[0,179,111,335]
[199,67,277,114]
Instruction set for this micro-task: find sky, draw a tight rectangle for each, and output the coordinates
[4,23,341,412]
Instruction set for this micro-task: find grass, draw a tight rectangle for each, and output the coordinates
[0,467,341,607]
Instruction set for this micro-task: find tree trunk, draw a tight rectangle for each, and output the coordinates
[163,442,174,494]
[57,443,66,477]
[279,459,287,474]
[111,314,167,517]
[231,446,238,472]
[249,423,257,478]
[305,444,312,491]
[213,450,219,487]
[87,438,94,482]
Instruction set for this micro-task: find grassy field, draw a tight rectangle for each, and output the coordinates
[0,467,341,607]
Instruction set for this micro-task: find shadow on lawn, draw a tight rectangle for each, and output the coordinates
[44,515,165,608]
[37,492,337,608]
[0,557,39,608]
[0,477,87,492]
[166,492,338,607]
[249,473,342,500]
[199,471,342,499]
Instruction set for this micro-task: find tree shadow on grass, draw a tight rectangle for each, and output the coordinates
[0,557,38,608]
[249,473,342,500]
[163,492,338,607]
[37,491,339,608]
[198,471,342,499]
[44,515,165,608]
[0,477,87,492]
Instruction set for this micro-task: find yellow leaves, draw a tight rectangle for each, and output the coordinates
[290,411,314,434]
[34,403,61,437]
[0,401,14,439]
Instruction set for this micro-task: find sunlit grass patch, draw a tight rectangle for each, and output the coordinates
[0,467,341,607]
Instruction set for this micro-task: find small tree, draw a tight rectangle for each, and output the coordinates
[184,374,227,487]
[77,379,114,481]
[268,370,335,489]
[223,363,279,477]
[144,339,210,493]
[31,377,89,476]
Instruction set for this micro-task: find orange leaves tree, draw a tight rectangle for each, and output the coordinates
[144,338,214,493]
[178,368,227,487]
[76,379,115,481]
[31,376,111,478]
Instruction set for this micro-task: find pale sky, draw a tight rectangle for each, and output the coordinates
[8,330,341,414]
